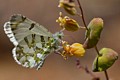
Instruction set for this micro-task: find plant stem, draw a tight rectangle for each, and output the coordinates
[104,70,109,80]
[95,46,100,56]
[76,0,88,30]
[76,0,109,80]
[76,59,99,79]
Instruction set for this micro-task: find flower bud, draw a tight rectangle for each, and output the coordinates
[83,18,103,49]
[70,43,85,57]
[92,48,118,72]
[56,13,80,31]
[62,41,85,58]
[64,16,80,31]
[58,0,77,15]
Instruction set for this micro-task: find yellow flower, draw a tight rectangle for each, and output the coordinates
[62,41,85,59]
[56,12,80,31]
[70,43,85,57]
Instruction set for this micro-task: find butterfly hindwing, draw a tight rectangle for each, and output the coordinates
[13,34,52,68]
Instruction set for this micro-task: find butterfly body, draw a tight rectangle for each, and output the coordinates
[4,14,63,70]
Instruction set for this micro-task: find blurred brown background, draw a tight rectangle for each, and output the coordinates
[0,0,120,80]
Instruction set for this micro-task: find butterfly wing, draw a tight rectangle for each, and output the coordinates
[12,34,53,68]
[4,14,53,69]
[4,14,52,46]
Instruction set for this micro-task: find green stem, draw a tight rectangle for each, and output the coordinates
[76,0,109,80]
[95,46,102,56]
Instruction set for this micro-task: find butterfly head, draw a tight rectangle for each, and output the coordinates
[53,31,64,40]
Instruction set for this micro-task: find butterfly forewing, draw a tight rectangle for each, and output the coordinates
[4,14,55,69]
[4,14,52,45]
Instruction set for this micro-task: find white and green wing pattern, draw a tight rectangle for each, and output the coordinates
[4,14,63,70]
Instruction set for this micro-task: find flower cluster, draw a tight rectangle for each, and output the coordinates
[57,0,119,79]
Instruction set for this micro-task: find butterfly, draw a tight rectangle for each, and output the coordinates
[4,14,64,70]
